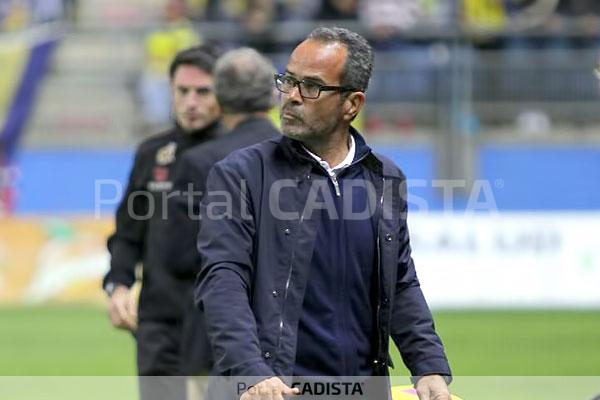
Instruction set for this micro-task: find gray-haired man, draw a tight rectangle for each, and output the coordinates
[164,47,280,378]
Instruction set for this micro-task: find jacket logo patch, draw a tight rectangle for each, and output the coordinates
[156,142,177,165]
[153,166,169,182]
[147,180,173,191]
[147,167,172,191]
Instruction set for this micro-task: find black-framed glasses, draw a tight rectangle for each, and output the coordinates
[274,73,360,99]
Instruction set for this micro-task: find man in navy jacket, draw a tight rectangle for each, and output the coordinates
[196,28,452,400]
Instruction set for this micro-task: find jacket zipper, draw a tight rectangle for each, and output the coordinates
[374,176,385,372]
[320,152,371,197]
[276,199,306,353]
[276,157,374,359]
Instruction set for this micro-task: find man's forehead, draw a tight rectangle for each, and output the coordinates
[172,65,213,83]
[286,40,347,82]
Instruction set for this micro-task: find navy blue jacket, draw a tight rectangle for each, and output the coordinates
[195,128,451,382]
[293,139,377,377]
[166,117,281,281]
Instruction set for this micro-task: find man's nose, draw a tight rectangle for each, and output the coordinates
[184,93,201,107]
[286,84,303,104]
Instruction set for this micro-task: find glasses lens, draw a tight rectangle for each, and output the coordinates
[276,75,292,93]
[299,81,319,98]
[274,75,321,98]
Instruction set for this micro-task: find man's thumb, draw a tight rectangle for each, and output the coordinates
[282,385,300,395]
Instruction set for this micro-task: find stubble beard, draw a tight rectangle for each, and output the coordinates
[281,119,314,141]
[281,113,341,145]
[178,114,214,134]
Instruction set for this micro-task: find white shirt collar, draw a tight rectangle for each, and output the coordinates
[302,135,356,177]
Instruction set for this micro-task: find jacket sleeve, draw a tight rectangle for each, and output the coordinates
[390,181,452,379]
[195,161,275,379]
[163,153,207,279]
[103,150,148,289]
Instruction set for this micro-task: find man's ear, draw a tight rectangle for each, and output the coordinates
[343,92,365,122]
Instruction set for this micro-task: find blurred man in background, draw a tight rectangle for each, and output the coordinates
[103,44,222,400]
[166,45,280,398]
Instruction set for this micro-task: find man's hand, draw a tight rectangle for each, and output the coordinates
[107,284,137,331]
[240,377,299,400]
[415,375,451,400]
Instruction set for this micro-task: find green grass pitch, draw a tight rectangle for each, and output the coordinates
[1,305,599,399]
[1,305,599,376]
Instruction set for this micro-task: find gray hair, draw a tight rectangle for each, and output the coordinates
[214,47,276,113]
[307,27,374,92]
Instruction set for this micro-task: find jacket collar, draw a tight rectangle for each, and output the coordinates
[275,127,407,181]
[174,119,223,146]
[278,126,374,167]
[232,115,274,131]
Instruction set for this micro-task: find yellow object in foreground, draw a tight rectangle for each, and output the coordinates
[392,385,463,400]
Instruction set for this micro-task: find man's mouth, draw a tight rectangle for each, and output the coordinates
[282,112,302,122]
[185,114,203,122]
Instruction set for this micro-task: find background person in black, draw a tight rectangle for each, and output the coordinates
[166,47,280,380]
[102,44,222,399]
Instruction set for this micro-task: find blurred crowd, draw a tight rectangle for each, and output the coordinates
[134,0,600,129]
[4,0,600,47]
[169,0,600,49]
[177,0,600,31]
[2,0,600,134]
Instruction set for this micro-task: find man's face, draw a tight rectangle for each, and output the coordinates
[171,65,221,133]
[280,40,347,143]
